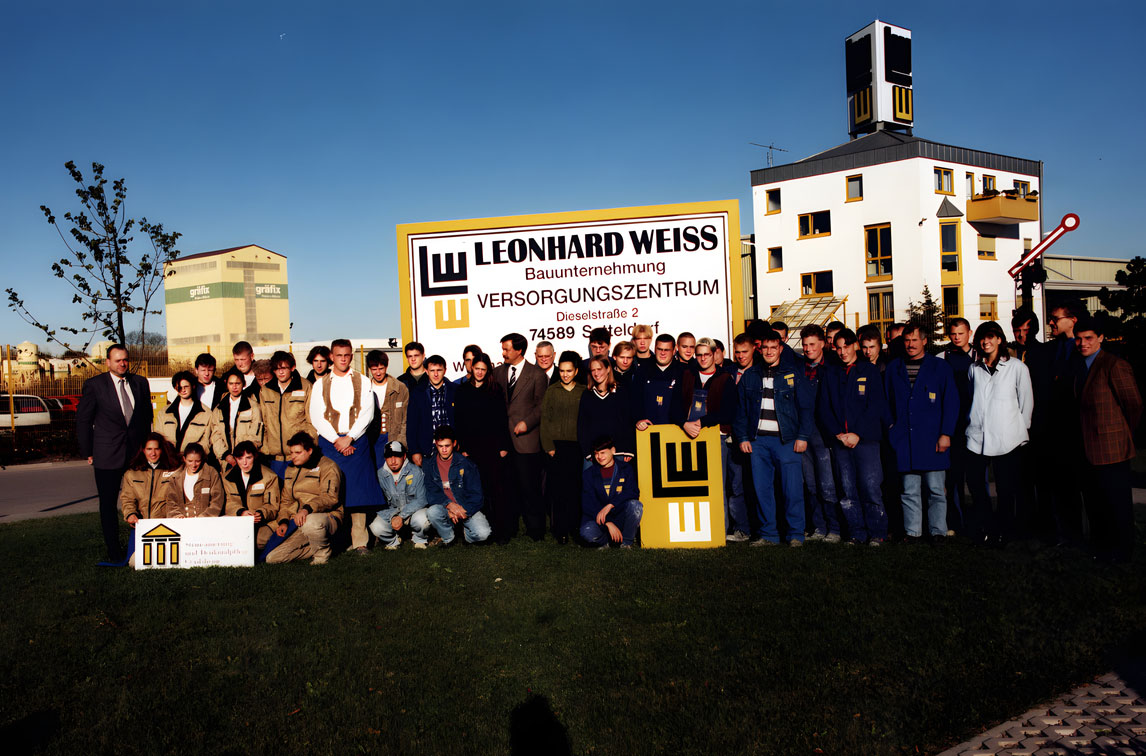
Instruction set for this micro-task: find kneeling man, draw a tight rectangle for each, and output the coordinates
[222,440,282,553]
[580,436,643,549]
[268,432,344,564]
[423,425,491,545]
[369,441,433,550]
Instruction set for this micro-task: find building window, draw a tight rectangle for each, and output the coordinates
[766,189,781,215]
[966,172,975,197]
[846,175,863,202]
[798,211,831,239]
[934,167,954,195]
[767,246,783,272]
[978,235,996,260]
[801,271,834,297]
[865,223,892,281]
[940,221,961,272]
[983,175,996,192]
[868,289,894,335]
[1014,180,1030,197]
[943,286,961,320]
[980,295,999,320]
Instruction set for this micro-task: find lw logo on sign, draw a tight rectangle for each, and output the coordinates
[635,425,726,548]
[419,245,468,296]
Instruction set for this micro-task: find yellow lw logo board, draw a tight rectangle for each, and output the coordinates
[636,424,726,548]
[397,201,741,380]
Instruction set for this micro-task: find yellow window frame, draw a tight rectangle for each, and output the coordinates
[864,223,892,282]
[765,188,781,216]
[934,167,954,195]
[846,174,863,203]
[797,211,831,240]
[766,246,783,273]
[983,174,996,192]
[800,270,834,297]
[979,294,998,320]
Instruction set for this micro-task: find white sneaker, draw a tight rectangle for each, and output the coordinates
[413,541,428,550]
[726,531,750,543]
[808,532,826,542]
[385,536,402,551]
[824,533,842,544]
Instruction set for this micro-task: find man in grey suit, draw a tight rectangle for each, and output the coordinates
[76,343,154,561]
[491,332,548,543]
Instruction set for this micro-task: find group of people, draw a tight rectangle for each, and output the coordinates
[77,303,1141,566]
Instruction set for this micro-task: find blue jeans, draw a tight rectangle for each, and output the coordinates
[369,507,433,545]
[901,470,947,537]
[834,442,887,541]
[801,435,839,536]
[723,438,750,535]
[425,504,492,544]
[580,499,644,546]
[748,435,805,543]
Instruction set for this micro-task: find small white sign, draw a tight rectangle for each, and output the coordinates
[133,518,255,570]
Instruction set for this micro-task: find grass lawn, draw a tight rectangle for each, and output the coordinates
[1,513,1143,756]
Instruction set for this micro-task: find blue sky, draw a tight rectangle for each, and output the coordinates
[1,0,1142,349]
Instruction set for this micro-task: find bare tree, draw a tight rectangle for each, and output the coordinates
[5,161,181,364]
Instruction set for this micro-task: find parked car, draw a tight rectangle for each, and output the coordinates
[54,395,81,416]
[0,394,54,430]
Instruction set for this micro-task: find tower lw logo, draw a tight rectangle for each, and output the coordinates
[636,424,726,548]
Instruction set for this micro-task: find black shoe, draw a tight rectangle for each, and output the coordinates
[930,534,946,545]
[904,535,924,545]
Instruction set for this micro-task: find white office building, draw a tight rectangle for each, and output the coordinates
[749,21,1044,339]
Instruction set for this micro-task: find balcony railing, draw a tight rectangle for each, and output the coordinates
[965,191,1039,224]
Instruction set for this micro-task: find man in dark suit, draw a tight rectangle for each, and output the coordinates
[1075,317,1142,562]
[1011,307,1053,538]
[76,343,154,561]
[491,332,548,542]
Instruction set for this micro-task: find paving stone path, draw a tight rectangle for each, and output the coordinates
[939,670,1146,755]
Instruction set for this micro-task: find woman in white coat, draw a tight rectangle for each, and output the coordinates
[964,321,1033,546]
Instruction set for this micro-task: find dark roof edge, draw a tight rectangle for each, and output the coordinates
[752,139,1041,186]
[172,244,286,263]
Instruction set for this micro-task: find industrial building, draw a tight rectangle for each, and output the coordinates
[163,245,290,362]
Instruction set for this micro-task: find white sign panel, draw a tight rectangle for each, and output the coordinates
[398,201,741,379]
[133,518,255,569]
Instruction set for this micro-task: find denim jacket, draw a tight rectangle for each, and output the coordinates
[732,362,815,444]
[376,458,428,521]
[423,453,484,516]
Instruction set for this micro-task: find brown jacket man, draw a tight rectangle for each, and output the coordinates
[210,394,263,464]
[269,453,343,564]
[155,401,213,453]
[223,463,282,549]
[119,466,178,522]
[259,375,316,461]
[370,377,409,448]
[1079,349,1142,465]
[165,464,225,518]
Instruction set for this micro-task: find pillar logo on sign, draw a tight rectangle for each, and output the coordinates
[420,245,470,329]
[141,523,181,566]
[636,425,726,548]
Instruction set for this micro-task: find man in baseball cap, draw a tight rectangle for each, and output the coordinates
[369,440,435,549]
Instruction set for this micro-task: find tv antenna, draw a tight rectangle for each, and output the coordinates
[750,142,789,168]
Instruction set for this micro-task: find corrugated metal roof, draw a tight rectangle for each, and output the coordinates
[751,131,1041,186]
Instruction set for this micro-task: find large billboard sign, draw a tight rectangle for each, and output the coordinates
[397,201,741,377]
